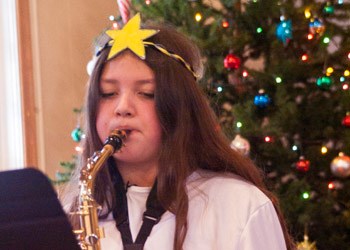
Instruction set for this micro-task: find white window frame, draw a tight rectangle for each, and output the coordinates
[0,0,24,170]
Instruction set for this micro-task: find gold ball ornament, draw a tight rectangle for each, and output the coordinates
[297,234,317,250]
[330,153,350,178]
[230,134,250,156]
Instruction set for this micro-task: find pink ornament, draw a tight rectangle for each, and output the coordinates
[117,0,131,24]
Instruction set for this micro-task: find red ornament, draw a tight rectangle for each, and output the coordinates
[342,112,350,127]
[296,156,310,172]
[224,53,241,70]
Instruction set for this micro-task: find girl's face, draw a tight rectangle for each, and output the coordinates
[96,52,162,170]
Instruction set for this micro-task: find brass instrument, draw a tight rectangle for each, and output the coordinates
[74,129,127,250]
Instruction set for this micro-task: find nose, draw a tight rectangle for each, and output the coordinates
[114,93,134,117]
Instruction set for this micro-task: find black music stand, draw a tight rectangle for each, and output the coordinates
[0,168,80,250]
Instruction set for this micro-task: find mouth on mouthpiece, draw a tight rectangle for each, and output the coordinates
[110,129,129,138]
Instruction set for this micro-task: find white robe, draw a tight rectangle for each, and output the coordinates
[100,170,287,250]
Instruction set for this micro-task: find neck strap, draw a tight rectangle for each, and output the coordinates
[108,160,165,249]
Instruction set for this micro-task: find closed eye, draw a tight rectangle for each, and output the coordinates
[139,92,155,99]
[100,92,117,98]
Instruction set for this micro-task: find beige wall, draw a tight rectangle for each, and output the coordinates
[30,0,117,178]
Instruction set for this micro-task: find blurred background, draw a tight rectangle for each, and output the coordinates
[1,0,349,249]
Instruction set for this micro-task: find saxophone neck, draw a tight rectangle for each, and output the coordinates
[80,130,127,194]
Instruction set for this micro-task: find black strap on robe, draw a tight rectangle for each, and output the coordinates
[108,160,165,250]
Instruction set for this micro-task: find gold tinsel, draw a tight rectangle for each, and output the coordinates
[297,234,317,250]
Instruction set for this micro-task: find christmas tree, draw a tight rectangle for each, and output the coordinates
[53,108,83,185]
[114,0,350,248]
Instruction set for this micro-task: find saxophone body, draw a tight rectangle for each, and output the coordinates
[74,130,126,250]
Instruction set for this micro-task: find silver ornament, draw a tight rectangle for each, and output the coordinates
[230,134,250,156]
[330,153,350,178]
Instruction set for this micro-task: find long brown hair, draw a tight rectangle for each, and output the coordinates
[61,24,295,249]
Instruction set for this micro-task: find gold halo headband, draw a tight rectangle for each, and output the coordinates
[102,13,199,80]
[143,41,199,79]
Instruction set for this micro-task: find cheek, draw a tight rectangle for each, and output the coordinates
[149,110,163,142]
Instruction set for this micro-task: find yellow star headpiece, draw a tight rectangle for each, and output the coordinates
[106,13,157,60]
[104,13,199,79]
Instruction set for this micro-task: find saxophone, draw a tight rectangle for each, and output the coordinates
[73,129,127,250]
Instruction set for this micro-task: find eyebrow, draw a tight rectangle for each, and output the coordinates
[100,78,155,85]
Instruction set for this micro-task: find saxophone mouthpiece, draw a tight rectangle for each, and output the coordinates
[110,129,127,138]
[104,129,127,151]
